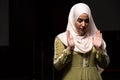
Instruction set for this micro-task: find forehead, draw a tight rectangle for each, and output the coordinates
[78,13,89,19]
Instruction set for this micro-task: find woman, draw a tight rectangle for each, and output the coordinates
[53,3,110,80]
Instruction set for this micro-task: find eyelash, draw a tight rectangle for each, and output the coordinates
[77,19,89,23]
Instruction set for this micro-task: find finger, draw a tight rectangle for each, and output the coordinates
[100,33,102,38]
[96,30,100,35]
[97,31,102,37]
[96,30,102,37]
[92,36,94,42]
[66,30,70,38]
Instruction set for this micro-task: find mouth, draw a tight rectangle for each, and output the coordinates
[78,28,87,35]
[80,27,86,32]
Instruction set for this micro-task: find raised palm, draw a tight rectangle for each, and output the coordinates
[92,30,103,49]
[66,30,75,50]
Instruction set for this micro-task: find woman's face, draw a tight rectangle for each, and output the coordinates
[75,13,89,36]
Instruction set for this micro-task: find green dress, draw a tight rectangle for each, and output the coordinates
[53,37,109,80]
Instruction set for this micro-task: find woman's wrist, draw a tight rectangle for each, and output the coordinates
[94,44,103,50]
[67,46,74,51]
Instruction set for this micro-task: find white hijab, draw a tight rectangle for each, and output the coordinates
[57,3,106,54]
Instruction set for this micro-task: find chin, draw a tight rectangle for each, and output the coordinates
[78,32,84,36]
[79,32,87,36]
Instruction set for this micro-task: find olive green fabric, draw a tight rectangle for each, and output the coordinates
[54,37,108,80]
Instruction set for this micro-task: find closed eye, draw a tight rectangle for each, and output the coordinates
[77,18,89,23]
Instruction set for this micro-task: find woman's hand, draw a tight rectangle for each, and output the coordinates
[92,30,103,49]
[66,30,75,51]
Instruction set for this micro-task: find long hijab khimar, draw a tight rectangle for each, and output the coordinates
[57,3,106,54]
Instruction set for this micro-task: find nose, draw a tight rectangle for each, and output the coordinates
[81,21,85,27]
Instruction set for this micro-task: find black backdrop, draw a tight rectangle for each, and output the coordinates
[0,0,120,80]
[0,0,9,46]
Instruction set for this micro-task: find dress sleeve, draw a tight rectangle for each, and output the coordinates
[95,47,110,69]
[53,37,72,71]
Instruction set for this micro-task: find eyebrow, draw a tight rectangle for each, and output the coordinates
[77,18,89,20]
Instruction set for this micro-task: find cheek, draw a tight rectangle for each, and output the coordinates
[75,22,80,29]
[85,25,89,32]
[86,24,89,29]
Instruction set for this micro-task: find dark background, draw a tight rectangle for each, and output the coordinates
[0,0,9,46]
[0,0,120,80]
